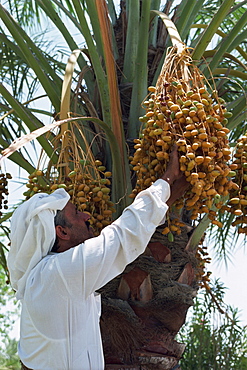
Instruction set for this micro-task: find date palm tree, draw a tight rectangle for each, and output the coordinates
[0,0,246,368]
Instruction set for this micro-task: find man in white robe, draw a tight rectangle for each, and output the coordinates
[7,149,188,370]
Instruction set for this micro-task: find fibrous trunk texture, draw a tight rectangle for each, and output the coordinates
[99,218,198,369]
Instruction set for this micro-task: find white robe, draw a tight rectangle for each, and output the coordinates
[18,179,170,370]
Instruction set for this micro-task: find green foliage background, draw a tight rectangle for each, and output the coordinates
[179,279,247,369]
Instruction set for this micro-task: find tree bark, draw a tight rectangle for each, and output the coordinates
[99,218,199,369]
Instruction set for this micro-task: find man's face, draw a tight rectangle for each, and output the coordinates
[62,202,94,248]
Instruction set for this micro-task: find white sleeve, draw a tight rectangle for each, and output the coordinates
[54,179,170,298]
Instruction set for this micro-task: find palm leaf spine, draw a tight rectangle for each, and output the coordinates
[148,0,161,47]
[213,68,247,80]
[106,0,117,26]
[0,4,63,87]
[95,0,132,209]
[0,84,58,163]
[203,50,247,71]
[174,0,191,32]
[71,0,112,129]
[84,0,106,59]
[175,0,201,41]
[122,0,140,83]
[226,29,247,59]
[128,0,151,138]
[207,11,247,73]
[0,139,35,174]
[191,24,247,61]
[37,0,95,95]
[227,97,247,130]
[0,4,61,110]
[179,0,205,41]
[192,0,235,61]
[227,94,246,111]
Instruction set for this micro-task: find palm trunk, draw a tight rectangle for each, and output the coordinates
[99,215,199,369]
[99,4,200,368]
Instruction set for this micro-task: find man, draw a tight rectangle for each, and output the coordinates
[7,149,188,370]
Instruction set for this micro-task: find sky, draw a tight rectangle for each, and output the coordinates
[210,242,247,326]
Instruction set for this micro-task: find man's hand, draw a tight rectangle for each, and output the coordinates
[167,176,189,206]
[161,145,190,206]
[161,145,181,185]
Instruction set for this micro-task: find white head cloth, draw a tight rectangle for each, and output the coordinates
[7,188,70,300]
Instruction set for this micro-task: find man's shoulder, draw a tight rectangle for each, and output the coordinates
[31,253,57,275]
